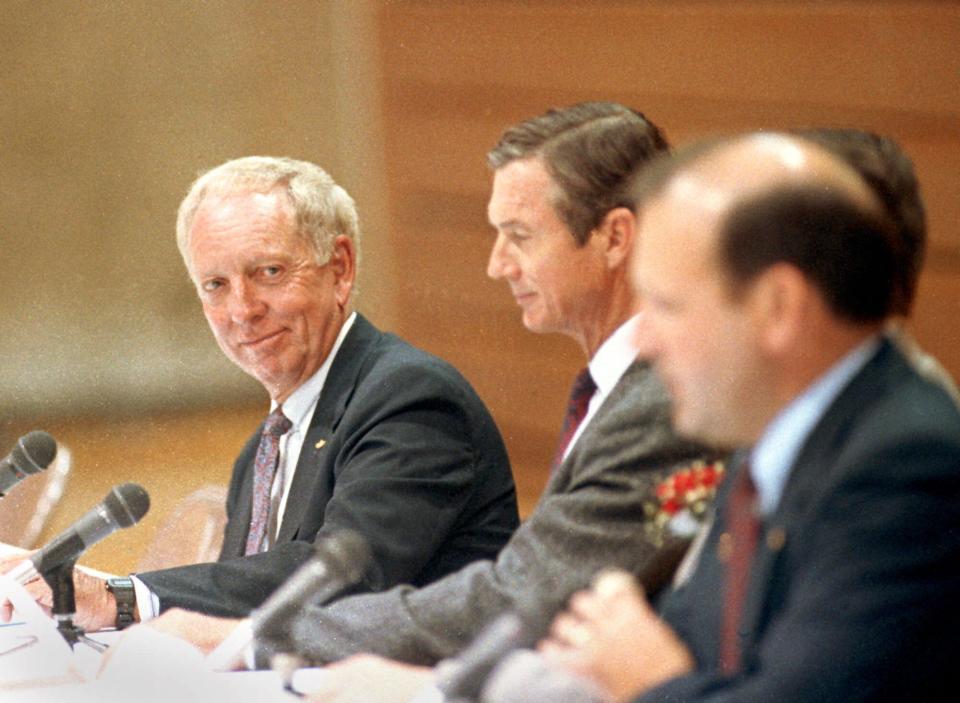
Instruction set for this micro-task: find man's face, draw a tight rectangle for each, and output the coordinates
[633,188,764,447]
[186,189,343,403]
[486,158,608,339]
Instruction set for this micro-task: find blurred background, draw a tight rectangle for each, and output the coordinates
[1,0,957,572]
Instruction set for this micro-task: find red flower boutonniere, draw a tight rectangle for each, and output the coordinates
[645,460,725,544]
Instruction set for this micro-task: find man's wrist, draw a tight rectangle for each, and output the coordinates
[105,576,138,629]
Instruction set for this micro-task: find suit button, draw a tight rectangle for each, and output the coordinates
[717,532,733,562]
[766,527,786,551]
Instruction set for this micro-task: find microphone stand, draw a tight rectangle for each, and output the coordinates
[39,561,107,653]
[41,559,83,648]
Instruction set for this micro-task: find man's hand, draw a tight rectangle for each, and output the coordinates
[540,570,694,703]
[307,654,435,703]
[0,550,117,631]
[145,608,243,655]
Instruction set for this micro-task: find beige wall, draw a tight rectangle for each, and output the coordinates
[0,0,393,418]
[376,0,960,506]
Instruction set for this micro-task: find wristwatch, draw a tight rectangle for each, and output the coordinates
[105,576,137,630]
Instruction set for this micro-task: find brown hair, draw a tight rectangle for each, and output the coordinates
[487,102,669,244]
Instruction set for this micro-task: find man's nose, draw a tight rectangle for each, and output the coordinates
[227,280,267,323]
[486,235,517,280]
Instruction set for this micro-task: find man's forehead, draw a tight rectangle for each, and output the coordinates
[195,187,289,220]
[487,158,554,222]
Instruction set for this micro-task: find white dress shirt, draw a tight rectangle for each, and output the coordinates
[562,314,642,462]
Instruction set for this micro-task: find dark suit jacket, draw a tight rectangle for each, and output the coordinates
[285,360,716,665]
[640,340,960,702]
[137,314,519,617]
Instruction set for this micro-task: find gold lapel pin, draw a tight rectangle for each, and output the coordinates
[315,439,327,450]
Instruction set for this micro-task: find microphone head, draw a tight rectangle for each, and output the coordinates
[12,431,57,475]
[314,529,372,588]
[104,483,151,528]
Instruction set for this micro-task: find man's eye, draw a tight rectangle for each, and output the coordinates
[263,265,283,277]
[202,279,223,292]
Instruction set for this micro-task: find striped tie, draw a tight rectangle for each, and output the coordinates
[551,368,596,472]
[719,462,761,673]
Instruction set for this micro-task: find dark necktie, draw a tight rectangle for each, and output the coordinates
[244,407,293,556]
[551,368,597,472]
[720,461,761,674]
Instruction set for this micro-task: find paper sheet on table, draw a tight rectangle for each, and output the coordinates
[0,572,81,690]
[2,626,299,702]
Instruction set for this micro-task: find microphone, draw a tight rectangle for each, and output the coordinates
[253,529,371,644]
[436,599,555,703]
[9,482,150,584]
[438,537,695,702]
[0,431,57,497]
[205,530,372,672]
[636,534,693,599]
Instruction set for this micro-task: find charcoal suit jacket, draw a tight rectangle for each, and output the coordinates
[640,339,960,702]
[137,314,519,617]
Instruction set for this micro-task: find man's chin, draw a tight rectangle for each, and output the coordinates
[521,311,557,336]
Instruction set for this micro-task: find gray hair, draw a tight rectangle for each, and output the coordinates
[175,156,360,269]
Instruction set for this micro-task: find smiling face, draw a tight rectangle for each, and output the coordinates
[486,158,609,345]
[186,188,350,403]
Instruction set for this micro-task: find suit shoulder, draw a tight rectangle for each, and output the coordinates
[344,330,492,424]
[861,353,960,447]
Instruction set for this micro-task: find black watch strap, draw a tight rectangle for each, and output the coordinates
[106,576,137,630]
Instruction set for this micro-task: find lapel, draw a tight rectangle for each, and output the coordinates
[544,360,646,494]
[275,313,383,543]
[737,340,898,657]
[221,431,262,558]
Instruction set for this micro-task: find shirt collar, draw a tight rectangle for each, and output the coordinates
[751,334,881,515]
[588,315,642,396]
[270,311,357,430]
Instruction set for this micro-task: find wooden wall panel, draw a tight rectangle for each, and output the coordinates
[375,1,960,508]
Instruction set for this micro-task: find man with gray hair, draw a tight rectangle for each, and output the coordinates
[3,155,519,631]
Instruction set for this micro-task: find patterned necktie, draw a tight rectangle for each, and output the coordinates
[719,461,761,674]
[244,407,293,556]
[551,368,597,472]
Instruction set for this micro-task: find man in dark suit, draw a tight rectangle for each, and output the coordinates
[543,134,960,702]
[3,156,519,630]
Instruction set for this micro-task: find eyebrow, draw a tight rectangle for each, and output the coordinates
[491,218,529,231]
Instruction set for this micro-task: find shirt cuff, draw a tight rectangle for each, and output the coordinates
[130,574,160,622]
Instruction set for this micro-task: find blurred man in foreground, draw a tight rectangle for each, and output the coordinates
[543,133,960,702]
[2,156,519,630]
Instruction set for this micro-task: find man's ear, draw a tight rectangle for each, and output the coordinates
[594,207,637,270]
[752,263,810,356]
[327,234,356,308]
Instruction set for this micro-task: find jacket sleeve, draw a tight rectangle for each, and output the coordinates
[137,358,517,617]
[286,364,716,665]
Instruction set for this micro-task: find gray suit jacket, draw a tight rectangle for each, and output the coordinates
[287,360,714,665]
